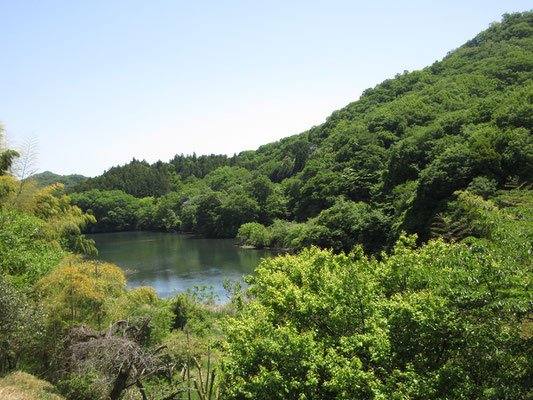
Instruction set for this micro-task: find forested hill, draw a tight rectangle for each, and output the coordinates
[70,12,533,252]
[31,171,88,191]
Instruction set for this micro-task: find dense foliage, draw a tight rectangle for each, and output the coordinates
[220,188,533,399]
[69,12,533,254]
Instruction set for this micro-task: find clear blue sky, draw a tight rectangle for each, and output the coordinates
[1,0,531,177]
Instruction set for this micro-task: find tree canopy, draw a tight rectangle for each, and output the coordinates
[221,187,533,398]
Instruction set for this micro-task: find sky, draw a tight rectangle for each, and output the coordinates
[1,1,531,177]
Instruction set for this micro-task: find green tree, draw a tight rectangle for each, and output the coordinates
[195,191,224,237]
[0,275,45,372]
[38,258,127,330]
[70,189,139,232]
[315,199,390,253]
[221,233,532,399]
[0,209,65,285]
[216,192,259,237]
[237,222,270,248]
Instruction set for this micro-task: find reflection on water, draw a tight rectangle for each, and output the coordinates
[87,231,282,301]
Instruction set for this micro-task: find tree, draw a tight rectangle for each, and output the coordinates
[38,258,127,330]
[216,192,259,237]
[0,149,19,175]
[237,222,269,248]
[70,189,140,232]
[315,199,390,253]
[0,208,65,285]
[31,184,98,255]
[0,133,20,206]
[9,137,39,208]
[0,275,45,372]
[195,191,224,237]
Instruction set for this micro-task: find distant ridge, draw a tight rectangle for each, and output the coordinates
[31,171,89,191]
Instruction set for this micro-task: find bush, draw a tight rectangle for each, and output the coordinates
[56,371,103,400]
[237,222,270,248]
[171,286,218,336]
[220,231,533,399]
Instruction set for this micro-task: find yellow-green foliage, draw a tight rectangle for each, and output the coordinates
[38,257,126,328]
[31,184,95,227]
[38,261,174,344]
[0,175,17,208]
[221,195,533,400]
[103,286,158,322]
[29,184,97,255]
[0,371,64,400]
[1,164,97,256]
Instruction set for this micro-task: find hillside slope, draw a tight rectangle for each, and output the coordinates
[71,12,533,251]
[31,171,88,191]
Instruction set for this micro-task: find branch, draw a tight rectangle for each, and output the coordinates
[136,380,148,400]
[105,320,129,339]
[135,316,152,345]
[152,345,168,356]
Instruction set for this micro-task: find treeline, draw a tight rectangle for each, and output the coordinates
[69,12,533,254]
[72,153,238,197]
[72,158,174,198]
[70,168,286,236]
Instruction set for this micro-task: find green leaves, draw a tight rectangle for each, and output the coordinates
[0,209,65,285]
[221,224,533,399]
[0,275,46,373]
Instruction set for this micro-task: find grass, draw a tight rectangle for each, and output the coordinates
[0,371,65,400]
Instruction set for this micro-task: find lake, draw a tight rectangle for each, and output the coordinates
[87,231,283,301]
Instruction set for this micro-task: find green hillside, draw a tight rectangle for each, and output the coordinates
[70,12,533,251]
[31,171,88,192]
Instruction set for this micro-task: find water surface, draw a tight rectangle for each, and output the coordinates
[88,231,282,300]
